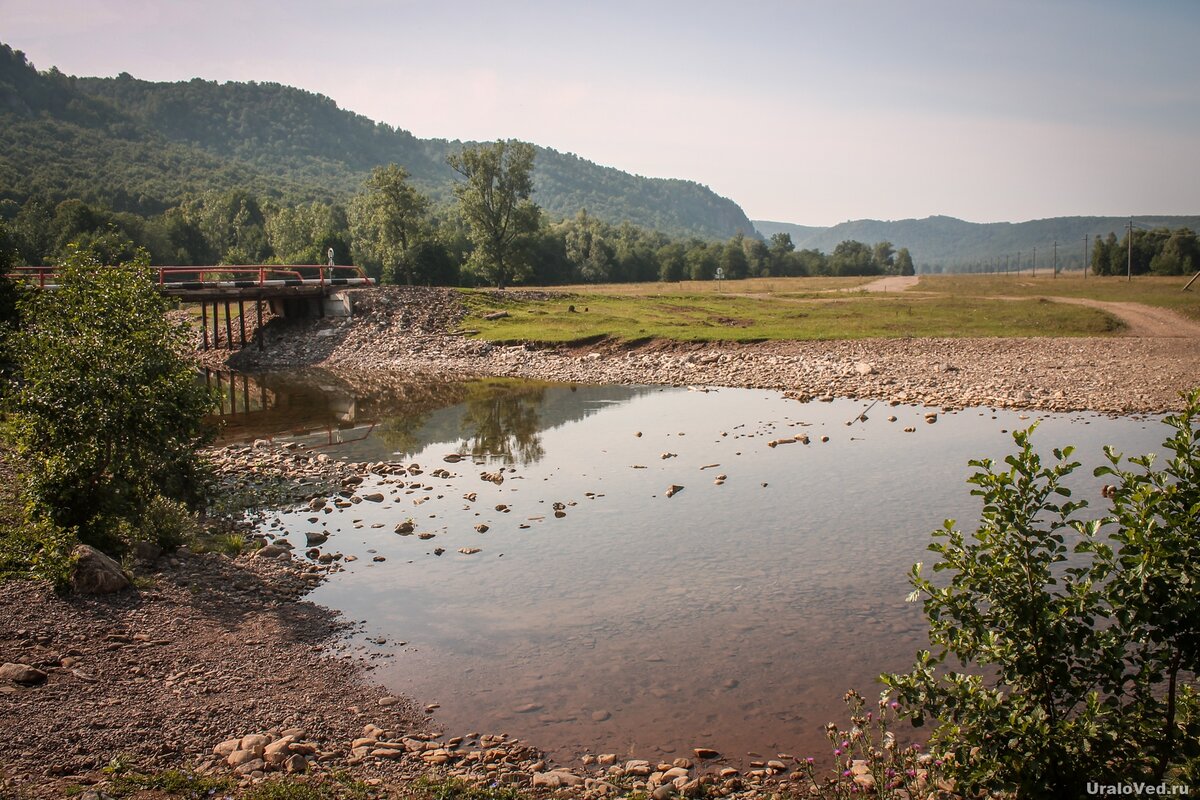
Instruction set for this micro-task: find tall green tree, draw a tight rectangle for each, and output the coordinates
[656,242,687,282]
[267,201,351,266]
[447,140,540,289]
[349,164,429,284]
[721,233,750,279]
[179,190,271,265]
[831,239,877,276]
[895,247,915,276]
[0,221,19,376]
[563,209,613,283]
[743,237,771,277]
[872,240,896,273]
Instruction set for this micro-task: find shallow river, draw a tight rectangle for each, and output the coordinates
[213,371,1167,765]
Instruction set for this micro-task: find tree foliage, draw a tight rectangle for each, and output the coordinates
[0,42,756,240]
[885,398,1200,797]
[1091,226,1199,277]
[447,140,541,289]
[7,245,215,554]
[349,164,430,284]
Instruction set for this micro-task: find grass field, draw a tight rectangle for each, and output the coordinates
[515,275,877,295]
[916,273,1200,320]
[461,289,1121,344]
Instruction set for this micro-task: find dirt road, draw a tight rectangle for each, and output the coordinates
[856,275,920,292]
[1047,297,1200,338]
[858,275,1200,337]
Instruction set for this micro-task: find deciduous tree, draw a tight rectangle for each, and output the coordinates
[447,140,540,289]
[349,165,430,284]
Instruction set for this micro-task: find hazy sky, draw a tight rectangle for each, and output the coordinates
[4,0,1198,225]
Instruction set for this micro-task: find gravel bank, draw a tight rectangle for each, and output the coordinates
[226,287,1199,414]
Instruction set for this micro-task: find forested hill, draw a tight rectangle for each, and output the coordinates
[755,215,1200,272]
[0,45,754,239]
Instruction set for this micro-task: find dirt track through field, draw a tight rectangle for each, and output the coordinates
[1047,297,1200,338]
[856,275,921,292]
[859,275,1200,338]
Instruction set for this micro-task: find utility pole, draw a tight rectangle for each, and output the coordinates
[1084,235,1089,279]
[1005,253,1010,274]
[1053,241,1058,278]
[1033,246,1037,278]
[1016,250,1021,276]
[1127,218,1133,282]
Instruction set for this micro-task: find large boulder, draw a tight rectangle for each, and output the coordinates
[70,545,131,594]
[0,662,48,685]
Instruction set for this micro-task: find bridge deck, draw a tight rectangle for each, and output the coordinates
[5,264,375,301]
[4,264,376,352]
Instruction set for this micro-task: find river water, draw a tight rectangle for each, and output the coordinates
[211,370,1166,765]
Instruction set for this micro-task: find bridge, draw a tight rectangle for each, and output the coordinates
[6,263,375,351]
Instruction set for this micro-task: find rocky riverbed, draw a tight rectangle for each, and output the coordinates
[2,441,844,799]
[226,287,1200,414]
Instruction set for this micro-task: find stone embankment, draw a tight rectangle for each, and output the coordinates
[227,287,1200,414]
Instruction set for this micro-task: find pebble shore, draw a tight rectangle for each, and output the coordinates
[228,287,1200,414]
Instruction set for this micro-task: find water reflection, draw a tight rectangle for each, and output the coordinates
[457,379,548,464]
[231,372,1169,766]
[207,369,651,464]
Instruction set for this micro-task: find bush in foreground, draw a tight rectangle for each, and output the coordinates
[5,245,214,565]
[883,391,1200,798]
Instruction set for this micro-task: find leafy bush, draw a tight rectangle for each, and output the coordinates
[6,245,215,556]
[885,391,1200,798]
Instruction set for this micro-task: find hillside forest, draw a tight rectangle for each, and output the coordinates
[1,43,1195,285]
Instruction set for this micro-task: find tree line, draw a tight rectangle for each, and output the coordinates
[1091,226,1199,276]
[0,139,914,288]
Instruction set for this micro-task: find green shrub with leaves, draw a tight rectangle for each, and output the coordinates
[6,245,215,557]
[885,391,1200,798]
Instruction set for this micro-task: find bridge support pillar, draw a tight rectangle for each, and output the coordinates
[267,294,351,319]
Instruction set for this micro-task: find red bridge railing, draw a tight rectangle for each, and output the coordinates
[4,264,375,290]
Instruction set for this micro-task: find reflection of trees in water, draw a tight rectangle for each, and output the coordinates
[209,368,561,464]
[458,380,547,465]
[377,412,431,456]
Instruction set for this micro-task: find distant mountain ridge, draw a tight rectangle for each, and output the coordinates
[755,215,1200,271]
[0,44,755,239]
